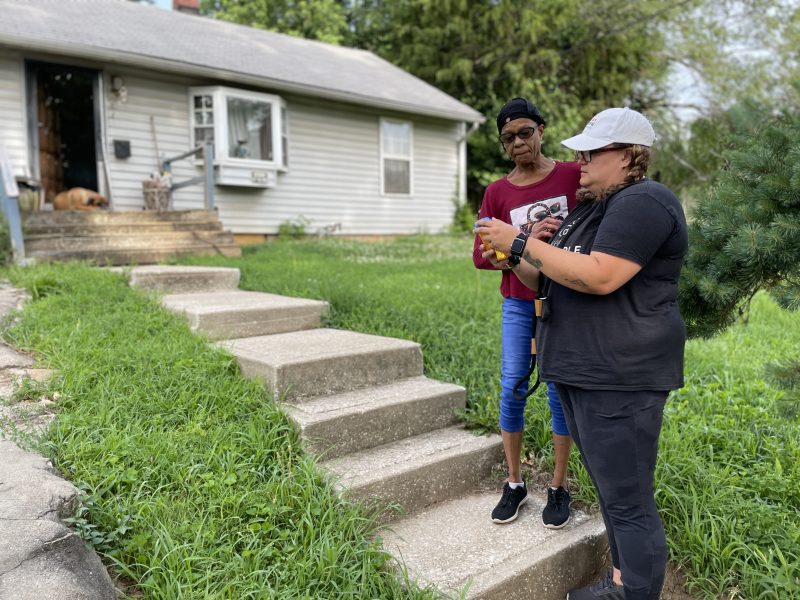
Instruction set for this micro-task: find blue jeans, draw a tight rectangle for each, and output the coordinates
[500,297,568,435]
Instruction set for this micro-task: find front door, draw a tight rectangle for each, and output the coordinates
[26,61,101,208]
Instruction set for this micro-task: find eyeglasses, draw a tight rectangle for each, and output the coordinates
[499,126,539,146]
[574,145,630,163]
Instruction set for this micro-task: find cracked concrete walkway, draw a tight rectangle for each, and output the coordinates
[0,284,117,600]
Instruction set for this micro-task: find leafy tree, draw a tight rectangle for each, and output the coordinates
[346,0,689,206]
[200,0,349,44]
[679,109,800,337]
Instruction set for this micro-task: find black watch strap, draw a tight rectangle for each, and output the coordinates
[509,232,529,263]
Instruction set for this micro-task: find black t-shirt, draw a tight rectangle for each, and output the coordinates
[537,179,688,390]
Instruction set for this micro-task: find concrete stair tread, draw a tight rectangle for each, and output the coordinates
[218,328,423,401]
[382,491,607,599]
[162,290,328,315]
[218,328,420,367]
[321,425,501,489]
[285,376,463,417]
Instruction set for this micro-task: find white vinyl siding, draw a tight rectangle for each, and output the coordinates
[2,58,462,233]
[0,52,29,177]
[214,97,460,235]
[104,71,203,211]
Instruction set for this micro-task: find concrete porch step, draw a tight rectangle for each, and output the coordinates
[284,376,464,460]
[321,426,503,518]
[122,265,241,294]
[26,244,241,265]
[23,209,220,226]
[382,491,607,600]
[217,328,423,402]
[23,221,224,236]
[162,290,329,340]
[24,230,236,252]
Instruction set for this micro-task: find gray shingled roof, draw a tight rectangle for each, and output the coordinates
[0,0,483,122]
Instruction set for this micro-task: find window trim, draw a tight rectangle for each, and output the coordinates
[188,86,287,172]
[379,117,413,196]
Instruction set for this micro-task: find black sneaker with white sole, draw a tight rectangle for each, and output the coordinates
[491,481,528,523]
[542,486,571,529]
[566,570,625,599]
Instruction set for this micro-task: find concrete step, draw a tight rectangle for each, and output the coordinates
[26,244,241,265]
[24,230,236,252]
[163,290,329,340]
[382,491,607,600]
[217,328,423,402]
[284,376,464,460]
[23,221,224,236]
[321,426,503,518]
[23,209,219,226]
[123,265,241,294]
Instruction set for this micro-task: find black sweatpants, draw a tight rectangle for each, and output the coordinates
[555,384,668,600]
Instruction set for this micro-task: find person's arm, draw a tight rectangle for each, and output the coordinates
[475,210,651,295]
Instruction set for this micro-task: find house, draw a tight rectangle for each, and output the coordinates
[0,0,483,241]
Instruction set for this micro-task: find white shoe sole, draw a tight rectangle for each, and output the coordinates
[542,513,570,529]
[491,495,528,524]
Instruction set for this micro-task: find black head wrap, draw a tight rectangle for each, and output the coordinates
[496,97,546,134]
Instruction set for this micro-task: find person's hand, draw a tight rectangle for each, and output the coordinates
[479,243,512,270]
[530,217,563,241]
[474,218,518,254]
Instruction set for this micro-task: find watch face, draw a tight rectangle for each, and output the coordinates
[511,234,528,255]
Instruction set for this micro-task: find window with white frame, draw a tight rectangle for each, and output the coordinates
[380,119,412,195]
[189,86,287,187]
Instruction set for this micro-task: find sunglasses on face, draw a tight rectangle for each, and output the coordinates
[499,126,539,146]
[574,145,630,163]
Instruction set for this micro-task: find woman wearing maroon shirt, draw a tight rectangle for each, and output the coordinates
[474,98,581,528]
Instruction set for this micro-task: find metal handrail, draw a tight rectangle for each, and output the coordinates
[161,142,216,211]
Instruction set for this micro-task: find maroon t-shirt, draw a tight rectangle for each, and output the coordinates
[473,161,581,299]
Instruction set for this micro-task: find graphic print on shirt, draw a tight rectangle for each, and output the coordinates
[509,195,569,236]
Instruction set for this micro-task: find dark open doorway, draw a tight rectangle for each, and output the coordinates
[26,61,100,207]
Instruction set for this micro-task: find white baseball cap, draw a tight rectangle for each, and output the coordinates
[561,107,655,151]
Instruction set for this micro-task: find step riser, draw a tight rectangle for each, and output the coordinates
[25,233,235,251]
[24,210,218,225]
[339,442,503,519]
[127,268,241,294]
[471,532,607,600]
[191,309,324,340]
[293,389,464,460]
[236,347,423,402]
[27,246,241,265]
[25,223,223,235]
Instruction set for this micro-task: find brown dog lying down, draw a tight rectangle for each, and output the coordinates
[53,187,108,210]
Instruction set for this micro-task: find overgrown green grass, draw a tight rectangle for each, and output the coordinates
[2,235,798,598]
[0,263,442,599]
[178,235,800,599]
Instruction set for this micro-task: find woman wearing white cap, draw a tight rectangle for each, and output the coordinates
[476,107,688,600]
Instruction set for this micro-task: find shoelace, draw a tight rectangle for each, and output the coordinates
[548,487,567,510]
[499,484,516,506]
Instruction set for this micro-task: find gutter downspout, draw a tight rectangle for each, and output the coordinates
[457,120,481,207]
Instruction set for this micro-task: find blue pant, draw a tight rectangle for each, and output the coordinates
[500,297,568,435]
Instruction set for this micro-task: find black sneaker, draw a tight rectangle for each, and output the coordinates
[491,481,528,523]
[542,486,571,529]
[567,570,625,599]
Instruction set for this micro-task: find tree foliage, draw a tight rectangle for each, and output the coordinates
[679,109,800,337]
[201,0,348,44]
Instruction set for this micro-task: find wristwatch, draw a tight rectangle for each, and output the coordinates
[507,232,529,266]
